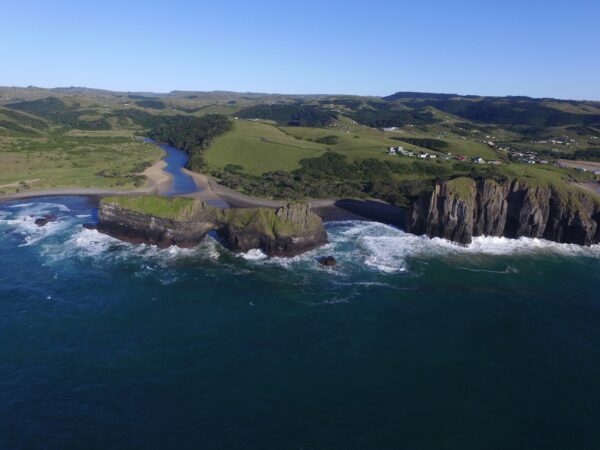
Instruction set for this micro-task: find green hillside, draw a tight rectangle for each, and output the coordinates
[0,86,598,200]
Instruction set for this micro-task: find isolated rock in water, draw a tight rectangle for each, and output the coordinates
[222,203,328,256]
[97,197,216,248]
[318,256,336,267]
[34,214,57,227]
[82,223,97,230]
[406,177,600,245]
[97,196,328,256]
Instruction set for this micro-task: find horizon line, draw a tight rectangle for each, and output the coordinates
[1,84,599,103]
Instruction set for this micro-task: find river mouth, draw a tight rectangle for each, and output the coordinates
[145,140,199,196]
[147,140,230,208]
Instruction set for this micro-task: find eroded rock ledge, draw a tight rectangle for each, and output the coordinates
[97,196,328,256]
[406,177,600,245]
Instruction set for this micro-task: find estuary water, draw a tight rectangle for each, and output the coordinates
[1,196,600,449]
[155,142,198,196]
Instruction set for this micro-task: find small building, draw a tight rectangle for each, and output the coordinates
[456,155,466,161]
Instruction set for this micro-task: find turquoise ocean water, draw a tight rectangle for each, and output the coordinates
[1,196,600,449]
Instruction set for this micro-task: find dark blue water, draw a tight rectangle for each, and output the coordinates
[1,196,600,449]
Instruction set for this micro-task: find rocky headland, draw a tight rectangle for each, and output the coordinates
[97,196,328,256]
[406,177,600,245]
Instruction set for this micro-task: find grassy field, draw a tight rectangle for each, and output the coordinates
[102,196,195,219]
[280,123,414,158]
[203,117,507,177]
[204,118,451,175]
[1,86,597,200]
[204,120,326,174]
[0,133,163,193]
[501,161,593,185]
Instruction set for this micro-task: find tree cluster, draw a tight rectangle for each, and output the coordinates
[148,114,233,170]
[6,97,111,130]
[391,137,449,151]
[236,104,337,127]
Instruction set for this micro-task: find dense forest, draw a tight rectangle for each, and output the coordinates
[390,137,449,151]
[5,97,176,131]
[314,135,340,145]
[109,109,168,129]
[563,148,600,161]
[350,102,438,128]
[135,99,167,109]
[393,97,600,129]
[0,119,42,136]
[383,92,465,101]
[318,98,363,110]
[0,108,48,130]
[213,151,501,206]
[6,97,112,130]
[236,104,337,127]
[148,114,233,170]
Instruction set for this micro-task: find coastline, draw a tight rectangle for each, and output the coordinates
[0,154,408,227]
[0,159,171,203]
[179,169,407,224]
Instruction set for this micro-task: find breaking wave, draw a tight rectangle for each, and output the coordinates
[239,249,268,260]
[43,227,223,266]
[240,221,598,274]
[1,198,599,277]
[8,202,71,212]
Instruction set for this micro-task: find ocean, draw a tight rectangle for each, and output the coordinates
[1,196,600,449]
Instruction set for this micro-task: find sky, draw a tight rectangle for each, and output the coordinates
[1,0,599,100]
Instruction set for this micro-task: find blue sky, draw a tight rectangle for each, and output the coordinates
[1,0,598,99]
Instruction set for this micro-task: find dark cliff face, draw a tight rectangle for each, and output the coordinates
[406,178,600,245]
[97,200,328,256]
[220,203,328,256]
[97,202,216,248]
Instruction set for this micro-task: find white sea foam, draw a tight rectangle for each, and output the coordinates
[4,201,598,277]
[65,227,117,257]
[43,227,223,266]
[322,221,600,274]
[0,201,76,245]
[8,202,71,213]
[239,248,268,260]
[2,215,69,246]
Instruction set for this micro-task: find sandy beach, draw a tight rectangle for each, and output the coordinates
[178,170,408,223]
[0,159,408,226]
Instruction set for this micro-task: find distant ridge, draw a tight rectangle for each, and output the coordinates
[0,86,598,103]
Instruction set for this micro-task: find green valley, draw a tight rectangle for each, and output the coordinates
[0,86,598,205]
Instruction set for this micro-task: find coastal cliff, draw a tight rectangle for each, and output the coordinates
[406,177,600,245]
[97,196,327,256]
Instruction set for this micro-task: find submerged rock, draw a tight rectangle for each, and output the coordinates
[97,196,327,256]
[406,177,600,245]
[34,214,57,227]
[317,256,336,267]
